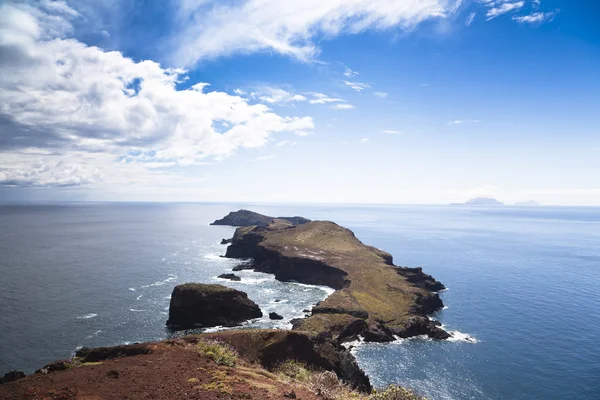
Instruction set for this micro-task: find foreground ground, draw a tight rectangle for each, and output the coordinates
[0,331,424,400]
[0,338,323,400]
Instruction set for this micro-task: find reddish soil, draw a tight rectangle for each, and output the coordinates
[0,341,320,400]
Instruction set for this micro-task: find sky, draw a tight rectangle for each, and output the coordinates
[0,0,599,205]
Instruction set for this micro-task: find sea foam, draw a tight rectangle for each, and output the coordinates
[76,313,98,319]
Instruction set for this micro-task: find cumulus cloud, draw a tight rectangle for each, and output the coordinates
[170,0,458,65]
[332,104,355,110]
[512,11,558,24]
[0,2,313,187]
[374,92,388,98]
[485,1,524,20]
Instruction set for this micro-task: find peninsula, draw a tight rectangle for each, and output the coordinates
[220,210,450,342]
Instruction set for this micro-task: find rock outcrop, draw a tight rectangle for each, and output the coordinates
[221,212,450,342]
[166,283,262,329]
[0,371,25,385]
[269,312,284,320]
[211,209,311,227]
[218,273,241,281]
[200,330,371,392]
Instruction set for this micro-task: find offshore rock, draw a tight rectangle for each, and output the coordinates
[166,283,262,329]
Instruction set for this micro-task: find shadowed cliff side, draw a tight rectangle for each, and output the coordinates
[222,215,449,343]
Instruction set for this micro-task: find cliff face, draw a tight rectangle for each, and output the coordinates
[224,218,449,342]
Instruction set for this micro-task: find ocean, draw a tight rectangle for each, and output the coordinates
[0,203,598,399]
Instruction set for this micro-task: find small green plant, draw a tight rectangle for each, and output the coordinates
[277,360,312,382]
[369,385,426,400]
[197,339,238,367]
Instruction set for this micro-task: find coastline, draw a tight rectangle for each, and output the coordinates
[1,210,457,397]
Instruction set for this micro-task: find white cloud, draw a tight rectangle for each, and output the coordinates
[170,0,456,65]
[255,155,275,161]
[343,80,370,91]
[308,93,345,104]
[256,87,307,103]
[332,104,355,110]
[466,12,476,26]
[360,138,370,143]
[234,88,247,95]
[448,119,481,125]
[275,140,297,147]
[374,92,388,98]
[421,83,431,87]
[344,67,359,77]
[295,131,313,136]
[512,11,557,24]
[0,2,313,187]
[485,1,524,20]
[382,130,401,134]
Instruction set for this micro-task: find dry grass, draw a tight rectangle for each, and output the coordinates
[196,339,239,367]
[369,385,426,400]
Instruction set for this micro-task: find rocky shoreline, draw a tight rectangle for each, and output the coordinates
[0,210,452,399]
[220,210,450,343]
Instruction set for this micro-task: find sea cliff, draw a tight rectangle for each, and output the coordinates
[221,211,449,343]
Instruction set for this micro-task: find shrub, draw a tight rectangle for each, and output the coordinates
[369,385,426,400]
[277,360,312,382]
[197,339,238,367]
[308,371,355,400]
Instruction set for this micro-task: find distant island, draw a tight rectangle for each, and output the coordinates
[451,198,542,207]
[452,197,504,206]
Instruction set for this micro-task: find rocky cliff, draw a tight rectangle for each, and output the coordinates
[166,283,262,328]
[223,215,450,342]
[211,209,311,227]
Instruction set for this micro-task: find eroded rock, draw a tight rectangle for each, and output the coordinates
[166,283,262,329]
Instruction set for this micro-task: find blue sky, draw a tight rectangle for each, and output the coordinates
[0,0,599,205]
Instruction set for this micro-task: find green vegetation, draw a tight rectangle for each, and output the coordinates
[197,339,239,367]
[276,359,312,382]
[275,359,422,400]
[177,282,235,294]
[370,385,426,400]
[256,221,426,332]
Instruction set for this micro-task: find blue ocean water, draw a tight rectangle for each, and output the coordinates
[0,203,599,399]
